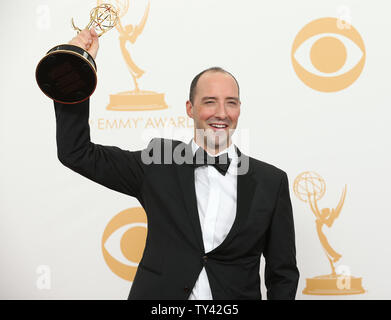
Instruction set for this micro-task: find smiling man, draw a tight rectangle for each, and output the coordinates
[186,68,240,156]
[54,29,299,300]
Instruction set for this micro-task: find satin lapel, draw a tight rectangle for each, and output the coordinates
[175,142,205,253]
[207,146,256,255]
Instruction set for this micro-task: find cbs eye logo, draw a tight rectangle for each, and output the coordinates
[101,207,147,281]
[291,17,365,92]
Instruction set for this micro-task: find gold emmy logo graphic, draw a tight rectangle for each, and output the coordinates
[98,0,168,111]
[293,171,365,295]
[291,17,365,92]
[102,207,147,281]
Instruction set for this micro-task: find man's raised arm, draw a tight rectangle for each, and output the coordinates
[54,29,146,199]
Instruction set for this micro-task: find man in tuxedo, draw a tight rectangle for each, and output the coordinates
[55,29,299,300]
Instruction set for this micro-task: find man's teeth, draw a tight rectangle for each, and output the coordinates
[210,124,227,128]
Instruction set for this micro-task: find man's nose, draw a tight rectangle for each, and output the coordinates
[215,102,227,119]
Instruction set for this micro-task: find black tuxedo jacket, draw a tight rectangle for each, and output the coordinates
[54,99,299,300]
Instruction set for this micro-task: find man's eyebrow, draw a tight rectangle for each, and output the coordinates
[201,97,217,102]
[201,96,239,101]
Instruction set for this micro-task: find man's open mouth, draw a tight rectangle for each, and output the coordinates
[208,123,229,130]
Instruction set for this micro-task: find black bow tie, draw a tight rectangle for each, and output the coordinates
[193,148,232,176]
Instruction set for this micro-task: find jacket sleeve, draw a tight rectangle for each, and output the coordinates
[54,99,146,199]
[264,172,300,300]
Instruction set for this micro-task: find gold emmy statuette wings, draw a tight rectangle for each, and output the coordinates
[327,185,347,227]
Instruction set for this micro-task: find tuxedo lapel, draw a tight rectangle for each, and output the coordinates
[231,150,256,242]
[207,147,256,254]
[175,142,205,253]
[175,141,257,255]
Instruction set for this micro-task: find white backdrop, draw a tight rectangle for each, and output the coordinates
[1,0,390,299]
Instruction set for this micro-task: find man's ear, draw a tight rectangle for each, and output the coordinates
[186,100,193,119]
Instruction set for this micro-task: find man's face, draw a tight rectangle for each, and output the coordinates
[186,71,241,152]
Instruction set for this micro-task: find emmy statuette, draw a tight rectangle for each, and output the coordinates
[36,4,118,104]
[293,171,365,295]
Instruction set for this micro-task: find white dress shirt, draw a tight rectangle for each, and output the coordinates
[188,139,238,300]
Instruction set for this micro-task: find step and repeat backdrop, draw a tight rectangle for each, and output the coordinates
[1,0,390,299]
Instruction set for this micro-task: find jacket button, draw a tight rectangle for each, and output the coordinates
[202,255,208,262]
[184,286,190,293]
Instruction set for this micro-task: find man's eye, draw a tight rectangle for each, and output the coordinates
[205,101,214,104]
